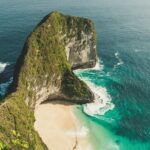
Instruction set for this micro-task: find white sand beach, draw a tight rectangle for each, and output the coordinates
[34,101,93,150]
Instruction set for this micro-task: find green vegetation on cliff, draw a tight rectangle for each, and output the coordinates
[0,11,96,149]
[0,92,47,150]
[62,70,93,102]
[13,11,96,105]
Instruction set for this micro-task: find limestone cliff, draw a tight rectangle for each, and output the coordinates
[0,11,97,149]
[12,11,97,108]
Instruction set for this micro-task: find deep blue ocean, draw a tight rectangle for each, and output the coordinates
[0,0,150,149]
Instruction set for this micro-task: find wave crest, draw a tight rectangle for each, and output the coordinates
[0,62,9,73]
[114,52,124,68]
[74,60,114,117]
[83,79,114,116]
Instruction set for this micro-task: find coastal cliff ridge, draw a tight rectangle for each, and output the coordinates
[0,11,97,149]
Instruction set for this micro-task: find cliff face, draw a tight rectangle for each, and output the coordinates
[12,11,97,108]
[0,11,97,149]
[64,16,96,69]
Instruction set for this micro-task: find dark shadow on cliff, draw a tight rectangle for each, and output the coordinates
[41,99,76,106]
[8,41,29,93]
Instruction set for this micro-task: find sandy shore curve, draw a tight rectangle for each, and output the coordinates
[34,101,93,150]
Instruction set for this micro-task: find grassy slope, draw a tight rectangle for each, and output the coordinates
[0,92,47,150]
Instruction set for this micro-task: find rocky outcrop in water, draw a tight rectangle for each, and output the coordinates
[0,11,97,149]
[12,11,97,108]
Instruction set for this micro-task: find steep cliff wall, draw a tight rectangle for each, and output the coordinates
[0,11,97,149]
[12,11,96,108]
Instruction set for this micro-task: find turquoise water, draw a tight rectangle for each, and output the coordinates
[75,63,150,150]
[0,0,150,149]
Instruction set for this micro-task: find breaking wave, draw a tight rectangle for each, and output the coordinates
[0,62,9,73]
[74,58,104,72]
[114,52,124,69]
[74,59,114,117]
[91,58,104,71]
[80,77,114,116]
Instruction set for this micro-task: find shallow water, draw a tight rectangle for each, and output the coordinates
[0,0,150,149]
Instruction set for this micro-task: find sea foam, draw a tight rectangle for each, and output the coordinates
[114,52,124,68]
[74,58,103,72]
[74,59,114,116]
[82,78,114,116]
[91,58,104,71]
[0,62,9,73]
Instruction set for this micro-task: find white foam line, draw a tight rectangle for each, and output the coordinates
[114,52,124,67]
[82,79,114,116]
[74,58,103,74]
[74,59,115,116]
[0,62,9,73]
[91,57,104,71]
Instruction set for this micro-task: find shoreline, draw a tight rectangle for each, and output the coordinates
[34,101,93,150]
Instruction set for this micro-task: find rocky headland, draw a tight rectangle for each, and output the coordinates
[0,11,97,149]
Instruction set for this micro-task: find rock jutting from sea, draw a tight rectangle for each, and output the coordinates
[12,11,97,107]
[0,11,97,149]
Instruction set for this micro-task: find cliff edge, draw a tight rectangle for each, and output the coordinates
[12,11,96,108]
[0,11,97,149]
